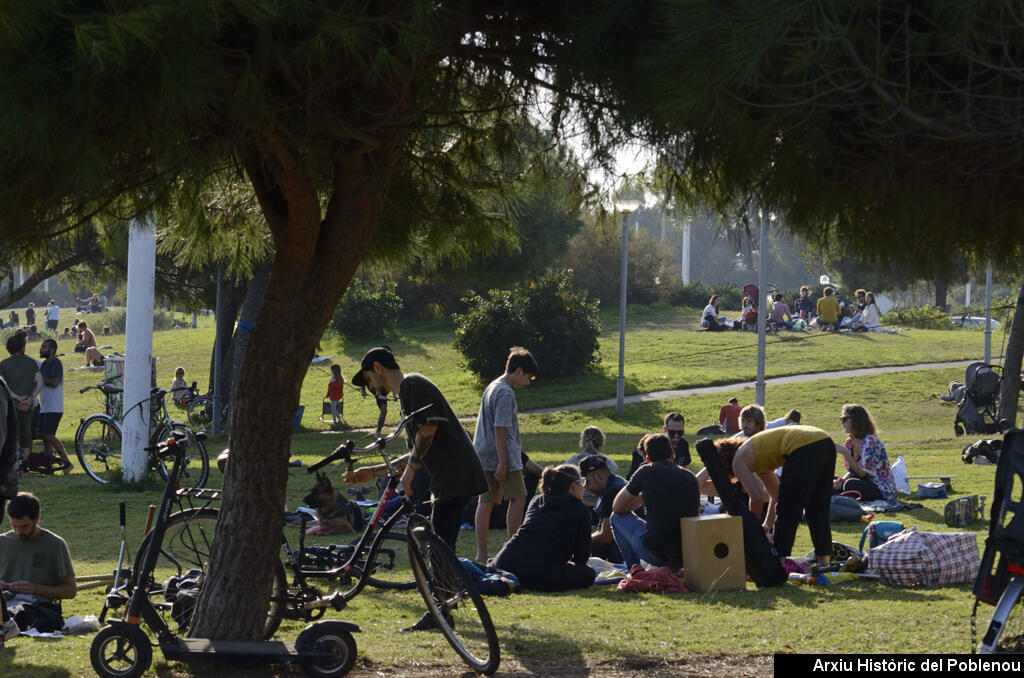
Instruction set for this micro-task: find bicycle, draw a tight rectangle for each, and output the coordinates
[186,390,229,432]
[75,379,210,487]
[122,405,500,674]
[91,432,356,678]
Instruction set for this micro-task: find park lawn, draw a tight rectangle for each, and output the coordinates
[30,304,996,439]
[3,365,1017,676]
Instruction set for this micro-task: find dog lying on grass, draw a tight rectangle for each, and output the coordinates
[302,472,365,535]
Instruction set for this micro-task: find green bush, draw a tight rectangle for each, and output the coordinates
[331,277,403,340]
[660,280,744,310]
[454,270,601,380]
[104,309,177,334]
[880,305,956,330]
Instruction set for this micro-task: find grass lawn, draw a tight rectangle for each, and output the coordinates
[0,308,1017,676]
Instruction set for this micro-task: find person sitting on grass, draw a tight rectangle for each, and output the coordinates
[566,426,620,505]
[579,455,625,563]
[74,321,103,367]
[170,367,190,406]
[492,464,595,591]
[815,286,842,331]
[834,404,896,504]
[610,433,700,569]
[0,492,76,634]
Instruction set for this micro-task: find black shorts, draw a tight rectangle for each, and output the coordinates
[38,412,63,437]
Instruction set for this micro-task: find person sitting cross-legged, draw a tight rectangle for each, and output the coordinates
[579,455,626,563]
[610,433,700,569]
[0,492,76,635]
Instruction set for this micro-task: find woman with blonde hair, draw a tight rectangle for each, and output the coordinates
[566,426,619,475]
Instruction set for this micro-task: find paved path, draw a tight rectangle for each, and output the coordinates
[522,359,978,415]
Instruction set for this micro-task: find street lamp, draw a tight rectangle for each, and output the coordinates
[613,191,641,417]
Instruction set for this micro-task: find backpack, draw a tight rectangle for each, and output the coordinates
[859,520,904,552]
[829,494,863,522]
[962,439,1001,465]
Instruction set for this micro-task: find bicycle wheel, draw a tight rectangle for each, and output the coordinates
[186,396,213,430]
[154,424,210,488]
[407,524,500,675]
[133,508,285,640]
[360,531,416,591]
[75,414,123,483]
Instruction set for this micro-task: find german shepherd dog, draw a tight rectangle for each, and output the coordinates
[302,473,363,534]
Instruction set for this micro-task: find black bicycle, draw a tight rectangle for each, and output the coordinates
[115,405,500,674]
[75,380,209,487]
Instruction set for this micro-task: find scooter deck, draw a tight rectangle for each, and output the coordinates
[162,637,333,664]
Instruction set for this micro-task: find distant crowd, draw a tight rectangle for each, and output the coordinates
[702,286,884,333]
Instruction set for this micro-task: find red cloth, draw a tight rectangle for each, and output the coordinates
[326,378,344,401]
[616,564,689,594]
[719,403,741,432]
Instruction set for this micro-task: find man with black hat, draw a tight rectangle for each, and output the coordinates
[579,455,625,563]
[348,347,487,550]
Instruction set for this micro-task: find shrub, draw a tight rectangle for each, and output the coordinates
[104,309,177,334]
[454,270,601,380]
[331,277,403,340]
[660,280,744,310]
[880,305,957,330]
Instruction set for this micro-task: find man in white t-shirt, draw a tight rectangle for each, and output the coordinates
[44,301,59,332]
[37,339,71,473]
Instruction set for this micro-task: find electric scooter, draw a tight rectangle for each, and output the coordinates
[90,432,358,678]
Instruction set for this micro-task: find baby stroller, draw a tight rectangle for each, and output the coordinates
[740,283,777,334]
[952,362,1008,436]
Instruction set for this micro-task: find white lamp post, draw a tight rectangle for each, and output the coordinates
[614,191,641,417]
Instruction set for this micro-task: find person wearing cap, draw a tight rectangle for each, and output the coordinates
[611,433,700,569]
[348,346,487,632]
[472,347,538,563]
[348,347,487,551]
[579,455,625,563]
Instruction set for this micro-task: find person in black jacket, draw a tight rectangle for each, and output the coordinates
[492,464,595,592]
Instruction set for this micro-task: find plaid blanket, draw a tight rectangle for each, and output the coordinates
[865,526,980,586]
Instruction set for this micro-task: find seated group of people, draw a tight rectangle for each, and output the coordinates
[477,400,897,591]
[702,286,884,333]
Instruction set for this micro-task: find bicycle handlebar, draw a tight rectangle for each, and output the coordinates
[308,403,433,473]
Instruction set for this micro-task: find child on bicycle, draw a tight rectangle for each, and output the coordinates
[326,364,344,426]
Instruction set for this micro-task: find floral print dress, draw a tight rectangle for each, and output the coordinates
[846,434,896,504]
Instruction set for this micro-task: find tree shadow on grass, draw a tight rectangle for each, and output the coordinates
[0,646,73,678]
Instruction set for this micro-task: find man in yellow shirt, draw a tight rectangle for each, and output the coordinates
[815,287,842,330]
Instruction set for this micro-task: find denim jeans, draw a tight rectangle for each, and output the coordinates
[610,513,669,569]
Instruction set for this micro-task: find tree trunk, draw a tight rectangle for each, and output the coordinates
[223,260,273,401]
[188,135,405,639]
[207,281,246,392]
[997,280,1024,428]
[934,276,949,312]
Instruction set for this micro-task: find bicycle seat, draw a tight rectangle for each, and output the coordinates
[100,383,123,395]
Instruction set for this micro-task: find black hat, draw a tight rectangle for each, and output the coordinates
[578,455,610,476]
[351,346,400,388]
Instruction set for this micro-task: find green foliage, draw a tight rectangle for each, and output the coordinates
[881,306,956,331]
[454,271,601,380]
[659,280,743,309]
[563,218,673,305]
[331,277,403,340]
[103,308,177,334]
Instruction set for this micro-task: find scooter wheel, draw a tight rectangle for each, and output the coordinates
[90,624,153,678]
[297,622,357,678]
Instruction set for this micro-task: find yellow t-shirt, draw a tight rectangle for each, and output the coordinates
[749,425,831,473]
[816,296,841,323]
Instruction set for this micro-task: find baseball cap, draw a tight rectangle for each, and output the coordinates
[578,455,610,476]
[351,346,400,388]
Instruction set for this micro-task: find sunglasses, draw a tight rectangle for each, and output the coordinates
[575,477,586,486]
